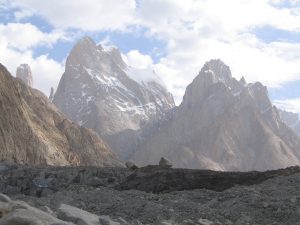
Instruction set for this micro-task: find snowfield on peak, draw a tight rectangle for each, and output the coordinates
[126,66,165,87]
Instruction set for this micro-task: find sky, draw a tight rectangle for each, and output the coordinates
[2,0,300,112]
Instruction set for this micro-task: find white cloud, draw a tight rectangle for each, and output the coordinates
[11,0,136,31]
[4,0,300,107]
[124,50,153,69]
[134,0,300,103]
[0,23,64,96]
[0,46,64,96]
[273,99,300,113]
[0,23,64,51]
[97,36,114,49]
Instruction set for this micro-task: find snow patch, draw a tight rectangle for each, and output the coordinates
[204,69,214,74]
[126,66,164,87]
[114,99,157,119]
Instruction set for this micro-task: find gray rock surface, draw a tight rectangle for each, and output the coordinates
[0,194,72,225]
[16,64,33,87]
[278,109,300,136]
[0,163,300,225]
[53,37,175,159]
[130,59,300,171]
[58,203,100,225]
[0,63,123,167]
[0,193,127,225]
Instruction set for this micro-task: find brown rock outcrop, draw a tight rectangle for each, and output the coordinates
[0,63,123,167]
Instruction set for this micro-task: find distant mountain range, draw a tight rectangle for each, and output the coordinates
[51,37,300,171]
[129,59,300,171]
[1,36,299,171]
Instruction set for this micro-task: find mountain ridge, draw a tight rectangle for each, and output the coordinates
[0,63,123,167]
[53,36,175,158]
[52,38,300,171]
[129,59,300,171]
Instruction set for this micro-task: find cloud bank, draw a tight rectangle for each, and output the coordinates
[2,0,300,107]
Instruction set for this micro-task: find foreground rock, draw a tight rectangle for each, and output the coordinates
[0,194,71,225]
[0,163,299,224]
[58,203,101,225]
[0,193,129,225]
[159,157,172,168]
[0,64,123,167]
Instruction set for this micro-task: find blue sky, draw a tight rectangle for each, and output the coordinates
[254,26,300,43]
[2,0,300,112]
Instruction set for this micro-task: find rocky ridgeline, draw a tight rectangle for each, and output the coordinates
[0,64,122,167]
[0,163,299,224]
[279,109,300,136]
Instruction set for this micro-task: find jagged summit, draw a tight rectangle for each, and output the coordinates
[240,76,246,85]
[65,36,163,86]
[182,59,272,111]
[74,36,96,48]
[200,59,232,84]
[182,59,242,108]
[109,47,126,69]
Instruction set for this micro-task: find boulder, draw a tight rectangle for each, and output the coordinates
[159,157,172,168]
[57,203,99,225]
[125,162,138,170]
[0,194,10,203]
[0,196,71,225]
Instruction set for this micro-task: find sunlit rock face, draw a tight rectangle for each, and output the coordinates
[0,63,123,167]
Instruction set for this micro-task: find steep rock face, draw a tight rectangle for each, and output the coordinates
[130,59,300,171]
[53,37,174,158]
[16,64,33,87]
[0,63,123,167]
[278,109,300,136]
